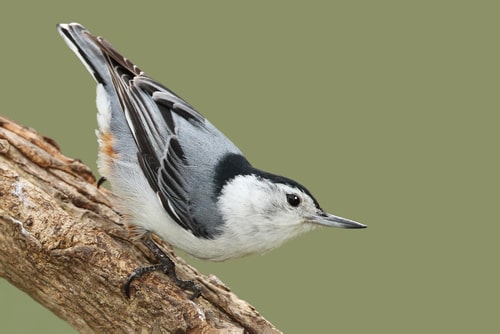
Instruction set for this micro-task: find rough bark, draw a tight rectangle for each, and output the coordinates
[0,115,281,334]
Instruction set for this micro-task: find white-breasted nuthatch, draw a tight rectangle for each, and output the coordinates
[57,23,366,298]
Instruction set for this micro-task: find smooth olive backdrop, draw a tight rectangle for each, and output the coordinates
[1,1,498,333]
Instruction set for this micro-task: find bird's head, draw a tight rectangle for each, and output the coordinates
[216,172,366,254]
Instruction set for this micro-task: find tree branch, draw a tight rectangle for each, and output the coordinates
[0,115,281,334]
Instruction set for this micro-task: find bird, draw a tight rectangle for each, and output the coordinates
[57,22,366,298]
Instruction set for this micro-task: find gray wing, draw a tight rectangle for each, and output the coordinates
[122,78,226,239]
[83,31,237,238]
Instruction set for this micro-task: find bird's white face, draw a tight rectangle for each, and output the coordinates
[218,175,315,228]
[217,174,366,257]
[216,175,315,256]
[216,174,361,258]
[267,182,322,228]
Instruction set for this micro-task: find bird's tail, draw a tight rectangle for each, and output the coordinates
[57,23,112,85]
[56,23,137,180]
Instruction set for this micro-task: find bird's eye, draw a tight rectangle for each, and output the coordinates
[286,193,301,207]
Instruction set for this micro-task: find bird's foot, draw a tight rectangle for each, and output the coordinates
[124,235,201,300]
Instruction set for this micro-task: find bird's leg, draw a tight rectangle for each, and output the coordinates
[124,234,201,299]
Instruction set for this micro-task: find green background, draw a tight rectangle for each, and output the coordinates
[1,1,498,333]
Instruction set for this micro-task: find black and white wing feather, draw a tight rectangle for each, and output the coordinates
[57,23,364,263]
[61,25,238,238]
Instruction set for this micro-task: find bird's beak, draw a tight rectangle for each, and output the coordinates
[310,211,367,229]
